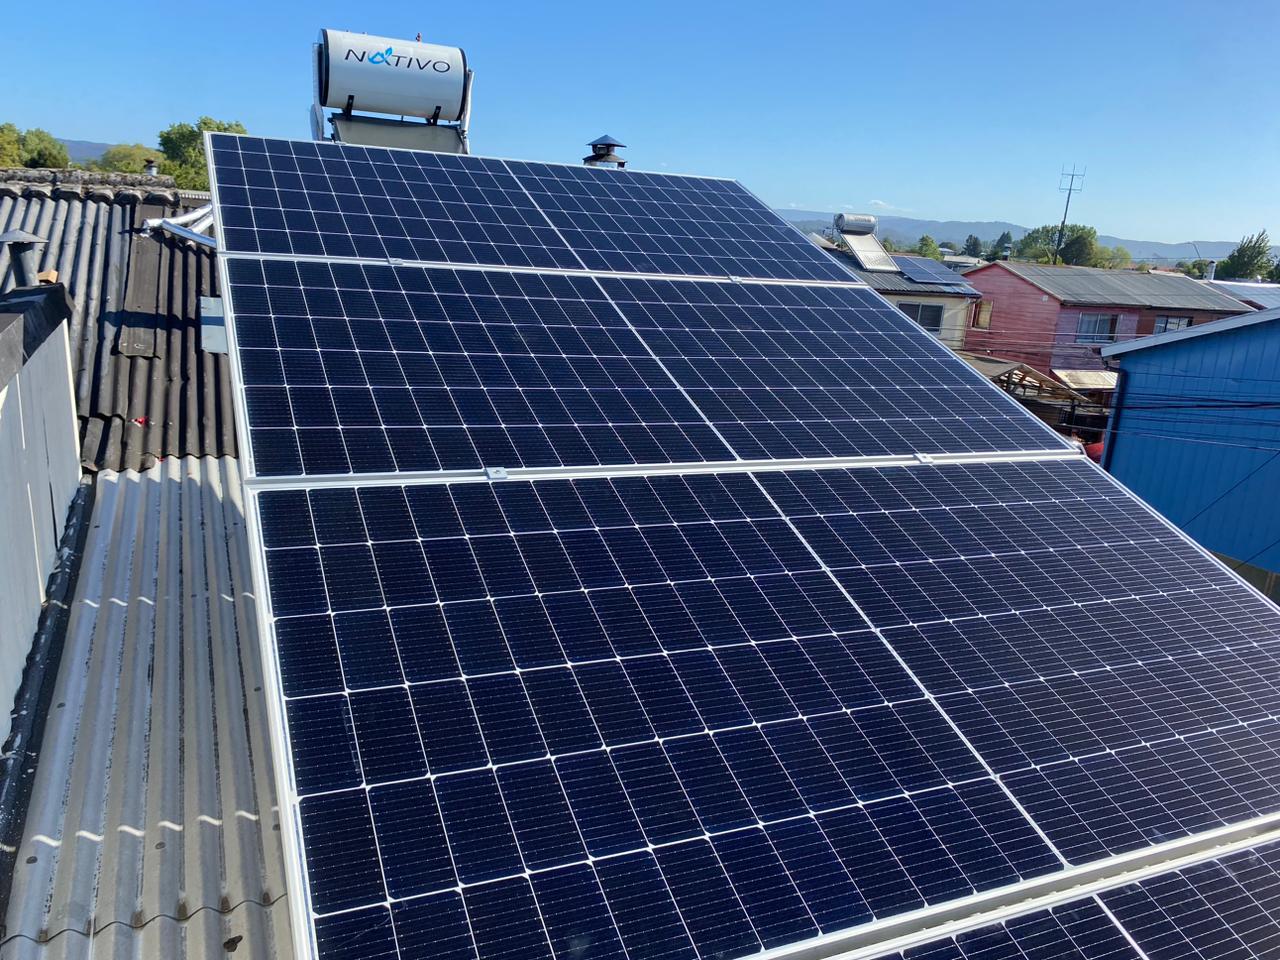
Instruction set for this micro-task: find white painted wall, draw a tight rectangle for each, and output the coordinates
[887,295,973,350]
[0,324,80,741]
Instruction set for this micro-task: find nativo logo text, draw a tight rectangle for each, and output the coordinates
[345,47,451,73]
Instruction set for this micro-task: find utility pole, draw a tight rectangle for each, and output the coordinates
[1052,165,1086,265]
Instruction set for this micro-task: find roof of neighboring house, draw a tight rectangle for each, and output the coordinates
[0,172,282,960]
[1,457,290,960]
[1203,279,1280,310]
[0,171,236,471]
[1052,368,1119,391]
[1102,303,1280,358]
[969,260,1251,312]
[812,236,980,297]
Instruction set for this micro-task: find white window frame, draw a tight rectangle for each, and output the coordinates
[1154,315,1191,334]
[899,301,945,336]
[1076,312,1119,344]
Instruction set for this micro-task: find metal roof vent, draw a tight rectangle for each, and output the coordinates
[584,135,626,168]
[0,229,47,288]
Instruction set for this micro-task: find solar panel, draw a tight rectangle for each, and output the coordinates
[839,231,899,272]
[508,159,855,282]
[208,134,854,282]
[757,457,1280,863]
[870,898,1138,960]
[1102,839,1280,959]
[894,255,968,286]
[866,838,1280,960]
[258,469,1065,958]
[602,276,1071,459]
[224,259,731,477]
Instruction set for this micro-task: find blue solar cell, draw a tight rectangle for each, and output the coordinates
[298,791,385,913]
[463,877,553,960]
[530,865,629,960]
[390,893,476,960]
[367,780,455,898]
[434,770,524,884]
[653,841,760,960]
[314,906,400,960]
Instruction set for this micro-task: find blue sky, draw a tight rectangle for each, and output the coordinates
[6,1,1277,242]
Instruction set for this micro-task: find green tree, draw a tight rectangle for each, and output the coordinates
[93,143,161,173]
[1216,230,1274,280]
[986,230,1014,260]
[1058,230,1097,266]
[19,128,69,168]
[1173,258,1209,279]
[0,123,20,166]
[158,116,247,190]
[880,235,898,253]
[916,234,942,260]
[962,234,983,257]
[1110,245,1131,268]
[1015,224,1096,263]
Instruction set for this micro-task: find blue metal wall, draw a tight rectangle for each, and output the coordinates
[1106,318,1280,573]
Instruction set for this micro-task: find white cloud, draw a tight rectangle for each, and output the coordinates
[868,199,911,212]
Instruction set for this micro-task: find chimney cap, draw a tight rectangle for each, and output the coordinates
[589,135,626,147]
[0,229,44,245]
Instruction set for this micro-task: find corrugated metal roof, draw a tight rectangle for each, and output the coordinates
[0,457,291,960]
[982,261,1250,311]
[1205,279,1280,310]
[0,175,236,471]
[1053,368,1119,390]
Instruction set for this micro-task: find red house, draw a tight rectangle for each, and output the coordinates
[962,261,1248,391]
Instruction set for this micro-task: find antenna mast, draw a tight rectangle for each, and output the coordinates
[1052,165,1086,265]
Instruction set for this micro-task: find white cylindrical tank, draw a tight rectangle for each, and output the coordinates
[834,213,878,236]
[318,28,467,122]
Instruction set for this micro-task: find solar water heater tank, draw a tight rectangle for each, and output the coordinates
[312,28,472,152]
[834,213,877,236]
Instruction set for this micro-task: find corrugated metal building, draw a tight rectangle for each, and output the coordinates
[1102,306,1280,596]
[0,170,287,959]
[963,260,1249,384]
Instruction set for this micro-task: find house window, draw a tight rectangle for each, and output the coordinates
[1076,313,1119,343]
[972,300,993,329]
[1154,315,1191,334]
[899,302,944,335]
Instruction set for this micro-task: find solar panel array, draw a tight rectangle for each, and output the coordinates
[892,255,969,287]
[208,134,1280,960]
[871,838,1280,960]
[209,134,855,282]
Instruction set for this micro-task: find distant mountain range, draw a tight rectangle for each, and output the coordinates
[777,209,1262,262]
[57,138,116,163]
